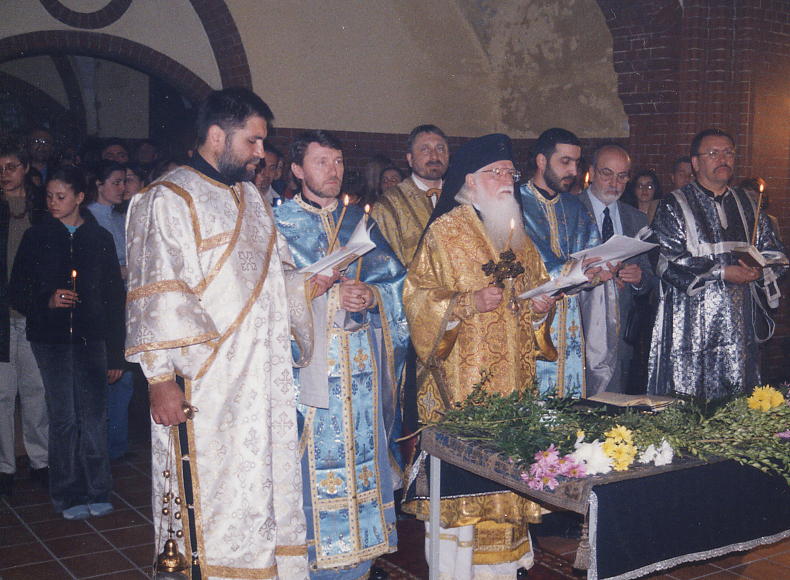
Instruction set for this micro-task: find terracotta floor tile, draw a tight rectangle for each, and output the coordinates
[90,569,149,579]
[0,560,72,579]
[534,535,580,556]
[730,558,790,579]
[45,531,112,558]
[13,502,61,523]
[769,550,790,567]
[60,548,137,577]
[102,524,154,548]
[0,505,19,526]
[122,543,156,568]
[29,517,92,540]
[114,488,151,508]
[89,507,149,531]
[659,561,727,579]
[0,523,35,547]
[0,541,51,568]
[2,487,50,508]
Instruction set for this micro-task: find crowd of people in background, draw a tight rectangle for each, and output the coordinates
[0,102,785,579]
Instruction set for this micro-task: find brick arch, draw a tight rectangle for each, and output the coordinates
[0,31,213,102]
[190,0,252,89]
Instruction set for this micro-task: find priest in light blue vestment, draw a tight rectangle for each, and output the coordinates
[274,130,408,579]
[518,129,602,398]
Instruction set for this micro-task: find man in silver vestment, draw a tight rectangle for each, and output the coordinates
[648,128,787,400]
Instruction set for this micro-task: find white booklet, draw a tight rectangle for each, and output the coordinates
[570,234,657,267]
[518,259,588,300]
[298,217,376,277]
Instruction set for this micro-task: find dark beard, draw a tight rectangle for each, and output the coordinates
[217,140,255,183]
[544,164,572,194]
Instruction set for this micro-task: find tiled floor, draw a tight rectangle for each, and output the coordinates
[2,445,788,579]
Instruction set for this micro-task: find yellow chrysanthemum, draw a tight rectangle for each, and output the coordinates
[576,429,585,440]
[604,425,633,444]
[747,386,785,412]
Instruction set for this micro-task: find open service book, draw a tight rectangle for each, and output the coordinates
[586,391,675,411]
[518,234,658,300]
[298,217,376,277]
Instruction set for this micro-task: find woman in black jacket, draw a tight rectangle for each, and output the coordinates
[9,166,125,520]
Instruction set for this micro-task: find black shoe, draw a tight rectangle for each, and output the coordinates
[517,567,530,578]
[0,472,13,497]
[30,467,49,489]
[369,566,388,580]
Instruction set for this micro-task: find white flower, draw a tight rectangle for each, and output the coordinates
[571,439,612,475]
[638,444,657,465]
[654,439,674,466]
[638,439,674,466]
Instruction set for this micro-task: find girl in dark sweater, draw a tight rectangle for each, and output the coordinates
[9,166,125,520]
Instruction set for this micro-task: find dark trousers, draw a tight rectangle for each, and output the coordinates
[32,341,112,512]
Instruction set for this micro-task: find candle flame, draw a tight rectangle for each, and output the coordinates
[71,269,77,278]
[343,194,349,206]
[364,203,370,214]
[584,171,590,187]
[510,218,515,230]
[759,183,764,193]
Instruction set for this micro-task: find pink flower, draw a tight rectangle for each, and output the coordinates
[776,430,790,439]
[534,444,559,464]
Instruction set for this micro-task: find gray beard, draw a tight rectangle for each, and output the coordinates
[457,186,528,253]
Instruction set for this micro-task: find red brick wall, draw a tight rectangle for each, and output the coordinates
[596,0,790,382]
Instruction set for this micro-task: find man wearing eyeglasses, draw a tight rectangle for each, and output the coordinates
[404,134,557,578]
[648,128,787,400]
[578,144,656,395]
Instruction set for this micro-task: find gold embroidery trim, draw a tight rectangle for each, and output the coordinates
[199,231,233,252]
[127,279,194,302]
[147,373,175,385]
[193,225,276,381]
[204,564,277,579]
[275,544,308,556]
[125,332,218,358]
[158,181,203,250]
[194,188,247,295]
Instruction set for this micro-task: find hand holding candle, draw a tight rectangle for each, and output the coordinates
[327,194,349,254]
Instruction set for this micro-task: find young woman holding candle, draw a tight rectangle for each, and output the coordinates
[9,166,125,520]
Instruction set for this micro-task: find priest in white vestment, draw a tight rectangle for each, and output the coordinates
[125,89,315,579]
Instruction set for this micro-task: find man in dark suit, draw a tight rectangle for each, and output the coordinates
[578,144,656,394]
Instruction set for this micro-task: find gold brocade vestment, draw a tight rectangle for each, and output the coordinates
[404,205,552,423]
[403,205,552,565]
[371,177,435,266]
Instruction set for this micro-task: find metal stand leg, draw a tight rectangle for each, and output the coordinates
[429,454,441,580]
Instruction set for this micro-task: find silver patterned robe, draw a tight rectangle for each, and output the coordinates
[647,182,787,400]
[125,166,310,579]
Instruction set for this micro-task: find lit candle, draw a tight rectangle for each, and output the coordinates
[326,194,349,254]
[71,269,77,294]
[751,182,764,246]
[583,171,590,189]
[506,218,515,251]
[354,204,371,283]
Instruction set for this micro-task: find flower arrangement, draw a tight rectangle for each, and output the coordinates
[434,375,790,491]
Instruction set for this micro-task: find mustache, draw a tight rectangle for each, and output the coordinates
[426,161,445,166]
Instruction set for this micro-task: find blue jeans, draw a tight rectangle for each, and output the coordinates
[107,370,133,460]
[32,341,112,512]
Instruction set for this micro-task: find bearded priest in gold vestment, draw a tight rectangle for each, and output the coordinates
[403,134,558,579]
